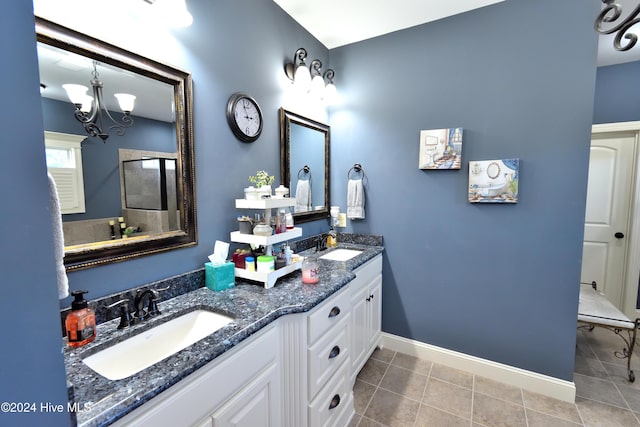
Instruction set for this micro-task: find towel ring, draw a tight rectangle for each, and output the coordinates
[297,165,311,180]
[347,163,366,181]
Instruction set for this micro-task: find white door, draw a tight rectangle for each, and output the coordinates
[582,132,635,310]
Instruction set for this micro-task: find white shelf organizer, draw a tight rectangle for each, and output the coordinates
[231,198,302,289]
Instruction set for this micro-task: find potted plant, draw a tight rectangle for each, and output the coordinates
[248,170,275,198]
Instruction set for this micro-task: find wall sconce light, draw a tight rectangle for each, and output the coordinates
[323,69,337,104]
[285,47,337,102]
[285,48,311,92]
[309,59,326,98]
[62,61,136,143]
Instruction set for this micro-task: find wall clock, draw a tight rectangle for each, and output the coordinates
[226,93,263,142]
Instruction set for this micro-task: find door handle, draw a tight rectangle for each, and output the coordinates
[615,232,625,239]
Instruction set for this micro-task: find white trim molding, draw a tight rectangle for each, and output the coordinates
[381,332,576,403]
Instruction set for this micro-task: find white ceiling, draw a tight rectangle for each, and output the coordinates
[273,0,640,67]
[273,0,506,50]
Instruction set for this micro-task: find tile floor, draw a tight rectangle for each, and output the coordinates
[349,326,640,426]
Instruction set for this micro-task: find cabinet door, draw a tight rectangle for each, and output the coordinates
[367,276,382,351]
[212,362,280,427]
[350,284,369,382]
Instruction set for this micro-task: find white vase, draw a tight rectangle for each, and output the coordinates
[244,186,259,200]
[257,185,272,199]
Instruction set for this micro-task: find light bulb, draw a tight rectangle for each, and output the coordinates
[62,84,89,105]
[323,82,337,104]
[80,96,93,113]
[309,75,325,99]
[114,93,136,113]
[293,64,311,92]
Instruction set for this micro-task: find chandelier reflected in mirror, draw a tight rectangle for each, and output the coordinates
[62,61,136,142]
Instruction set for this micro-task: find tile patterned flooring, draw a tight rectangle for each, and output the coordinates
[349,327,640,426]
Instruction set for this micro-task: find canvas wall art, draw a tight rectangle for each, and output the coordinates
[418,128,463,170]
[468,159,519,203]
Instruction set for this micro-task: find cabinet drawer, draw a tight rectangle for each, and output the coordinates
[308,288,350,344]
[308,361,351,427]
[353,256,382,288]
[308,317,349,398]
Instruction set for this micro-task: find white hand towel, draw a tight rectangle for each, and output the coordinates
[295,179,311,213]
[347,178,365,219]
[48,173,69,299]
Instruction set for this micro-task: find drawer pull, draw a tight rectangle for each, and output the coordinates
[328,394,341,410]
[328,346,340,359]
[328,306,341,318]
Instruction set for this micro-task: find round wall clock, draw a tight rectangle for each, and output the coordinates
[226,93,263,142]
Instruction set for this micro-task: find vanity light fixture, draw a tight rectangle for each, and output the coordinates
[323,69,337,104]
[284,48,338,102]
[285,48,311,92]
[595,1,640,51]
[62,61,136,143]
[309,59,326,99]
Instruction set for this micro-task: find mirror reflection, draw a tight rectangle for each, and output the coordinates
[280,108,330,223]
[37,17,196,270]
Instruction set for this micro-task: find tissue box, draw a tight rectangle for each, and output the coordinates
[205,262,235,291]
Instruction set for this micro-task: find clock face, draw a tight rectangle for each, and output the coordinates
[226,93,263,142]
[234,98,261,137]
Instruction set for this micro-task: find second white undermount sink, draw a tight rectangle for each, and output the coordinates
[82,309,233,380]
[319,248,363,261]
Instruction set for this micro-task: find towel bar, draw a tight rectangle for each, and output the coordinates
[347,163,366,180]
[297,165,311,180]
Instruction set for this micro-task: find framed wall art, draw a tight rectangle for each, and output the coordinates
[468,159,519,203]
[418,128,463,170]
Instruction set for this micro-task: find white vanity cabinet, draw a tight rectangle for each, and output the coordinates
[111,324,281,427]
[280,287,354,427]
[349,255,383,385]
[307,289,353,427]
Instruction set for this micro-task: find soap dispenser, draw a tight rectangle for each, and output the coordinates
[65,290,96,348]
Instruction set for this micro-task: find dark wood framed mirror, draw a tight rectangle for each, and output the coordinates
[36,17,197,271]
[279,108,330,223]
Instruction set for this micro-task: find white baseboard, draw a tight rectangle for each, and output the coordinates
[381,332,576,403]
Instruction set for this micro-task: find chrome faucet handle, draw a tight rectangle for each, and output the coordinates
[107,299,132,329]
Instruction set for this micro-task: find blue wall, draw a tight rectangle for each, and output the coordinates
[593,60,640,124]
[42,97,175,220]
[329,0,598,380]
[0,2,69,426]
[2,1,599,420]
[49,0,329,306]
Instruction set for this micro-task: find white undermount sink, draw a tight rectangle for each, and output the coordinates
[319,248,363,261]
[82,310,233,380]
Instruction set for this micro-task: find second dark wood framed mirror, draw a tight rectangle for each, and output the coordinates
[279,108,330,223]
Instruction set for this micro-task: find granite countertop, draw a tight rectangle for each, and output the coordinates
[65,241,383,427]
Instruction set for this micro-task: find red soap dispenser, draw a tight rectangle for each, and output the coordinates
[65,290,96,347]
